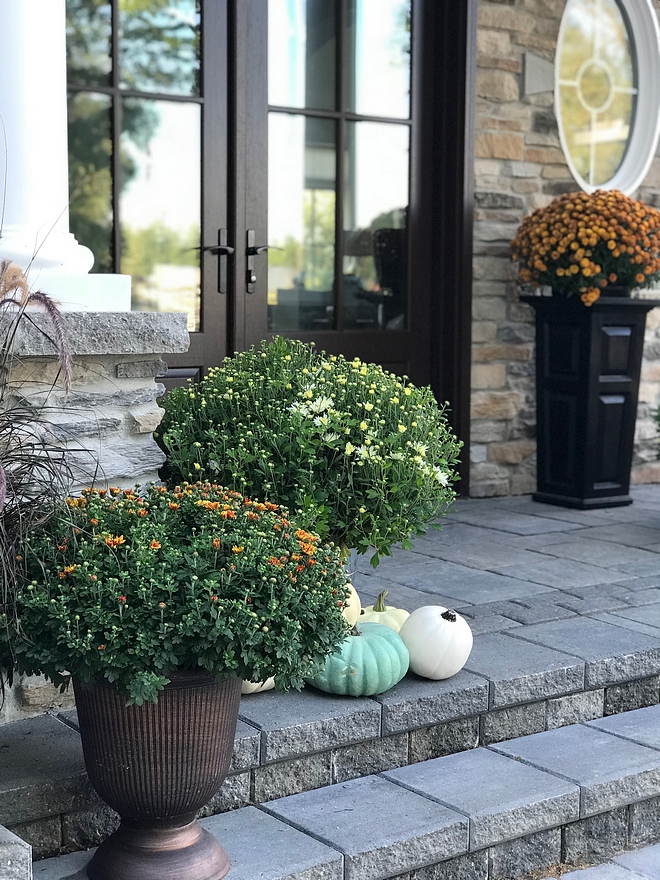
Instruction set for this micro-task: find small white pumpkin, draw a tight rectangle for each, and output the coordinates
[399,606,473,680]
[241,677,275,695]
[341,582,362,626]
[360,590,409,632]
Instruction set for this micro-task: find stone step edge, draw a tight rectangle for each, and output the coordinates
[6,670,660,859]
[31,708,660,880]
[1,824,32,880]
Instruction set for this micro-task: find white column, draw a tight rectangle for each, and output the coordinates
[0,0,130,310]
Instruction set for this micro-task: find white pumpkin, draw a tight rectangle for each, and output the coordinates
[241,677,275,695]
[360,590,409,632]
[399,606,473,680]
[341,582,362,626]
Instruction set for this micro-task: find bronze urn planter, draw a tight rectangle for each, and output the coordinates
[73,671,242,880]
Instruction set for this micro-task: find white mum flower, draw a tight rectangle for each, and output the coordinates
[432,467,450,486]
[313,415,330,427]
[323,432,340,442]
[308,396,334,414]
[357,445,378,460]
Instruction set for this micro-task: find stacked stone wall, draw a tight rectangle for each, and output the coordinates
[471,0,660,496]
[0,311,188,725]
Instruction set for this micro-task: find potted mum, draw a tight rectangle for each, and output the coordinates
[158,337,462,566]
[4,482,349,880]
[511,190,660,510]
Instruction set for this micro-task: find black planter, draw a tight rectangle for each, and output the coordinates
[522,293,660,509]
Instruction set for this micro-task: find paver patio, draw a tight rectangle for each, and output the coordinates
[16,485,660,880]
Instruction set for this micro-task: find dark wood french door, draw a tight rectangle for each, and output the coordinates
[66,0,475,482]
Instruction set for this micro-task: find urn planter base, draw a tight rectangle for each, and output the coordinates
[73,672,241,880]
[86,817,230,880]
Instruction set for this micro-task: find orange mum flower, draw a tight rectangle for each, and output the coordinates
[150,540,162,550]
[105,535,126,549]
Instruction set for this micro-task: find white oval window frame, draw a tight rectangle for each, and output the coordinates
[555,0,660,195]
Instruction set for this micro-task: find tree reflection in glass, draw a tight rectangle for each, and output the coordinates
[120,99,201,331]
[66,0,112,87]
[119,0,201,97]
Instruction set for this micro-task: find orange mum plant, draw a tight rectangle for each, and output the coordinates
[511,190,660,306]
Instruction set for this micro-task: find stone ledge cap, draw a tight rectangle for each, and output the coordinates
[5,312,189,357]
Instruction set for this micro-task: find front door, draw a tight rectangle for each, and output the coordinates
[66,0,475,468]
[231,0,430,385]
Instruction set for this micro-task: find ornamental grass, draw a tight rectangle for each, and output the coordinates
[158,338,461,565]
[4,483,351,704]
[511,190,660,306]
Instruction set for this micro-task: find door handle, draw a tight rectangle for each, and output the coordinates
[246,244,278,256]
[245,229,281,293]
[204,229,233,294]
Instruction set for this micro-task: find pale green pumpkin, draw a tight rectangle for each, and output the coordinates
[307,622,409,696]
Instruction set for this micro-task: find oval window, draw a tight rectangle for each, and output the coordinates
[556,0,660,194]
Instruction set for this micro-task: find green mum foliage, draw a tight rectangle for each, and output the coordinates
[158,337,462,564]
[4,483,350,704]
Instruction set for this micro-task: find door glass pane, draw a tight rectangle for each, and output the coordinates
[120,99,201,331]
[268,0,337,110]
[346,0,411,119]
[66,0,112,87]
[68,92,113,273]
[268,113,336,332]
[557,0,637,186]
[344,122,409,330]
[119,0,201,96]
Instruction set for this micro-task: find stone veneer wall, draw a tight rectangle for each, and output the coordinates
[0,311,189,725]
[471,0,660,497]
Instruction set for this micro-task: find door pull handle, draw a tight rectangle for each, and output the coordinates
[204,229,233,294]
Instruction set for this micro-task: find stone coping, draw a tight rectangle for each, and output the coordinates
[33,708,660,880]
[4,311,189,357]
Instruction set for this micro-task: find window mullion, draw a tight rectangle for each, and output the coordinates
[335,0,348,333]
[111,0,122,274]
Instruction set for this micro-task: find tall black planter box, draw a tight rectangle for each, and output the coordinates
[522,294,660,509]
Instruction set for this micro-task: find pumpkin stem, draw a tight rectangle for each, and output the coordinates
[441,609,457,623]
[350,623,361,636]
[373,590,389,613]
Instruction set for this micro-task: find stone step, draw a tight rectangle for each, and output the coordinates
[543,840,660,877]
[5,628,660,861]
[30,706,660,880]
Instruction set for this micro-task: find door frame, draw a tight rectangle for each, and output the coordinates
[224,0,476,492]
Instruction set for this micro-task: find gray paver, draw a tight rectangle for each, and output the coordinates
[493,556,629,588]
[533,539,660,570]
[574,524,660,548]
[382,747,579,849]
[448,509,584,535]
[560,866,647,879]
[374,670,489,735]
[33,848,91,879]
[464,632,585,708]
[262,775,468,880]
[616,841,660,878]
[362,559,554,605]
[491,724,660,818]
[588,703,660,750]
[610,602,660,631]
[201,806,343,880]
[510,617,660,687]
[238,688,381,763]
[0,825,32,880]
[0,715,92,826]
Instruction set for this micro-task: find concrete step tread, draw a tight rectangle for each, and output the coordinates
[31,707,660,880]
